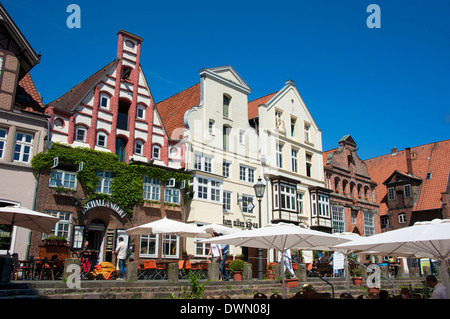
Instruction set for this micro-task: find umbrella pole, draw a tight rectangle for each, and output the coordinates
[439,259,450,299]
[345,254,350,294]
[281,250,286,299]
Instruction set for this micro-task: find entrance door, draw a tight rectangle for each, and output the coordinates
[88,220,106,265]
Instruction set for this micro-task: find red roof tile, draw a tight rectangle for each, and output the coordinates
[156,83,201,140]
[364,140,450,215]
[15,72,44,114]
[248,92,277,119]
[46,60,118,112]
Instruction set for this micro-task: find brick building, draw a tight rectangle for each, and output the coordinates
[364,140,450,232]
[323,135,380,236]
[28,31,190,265]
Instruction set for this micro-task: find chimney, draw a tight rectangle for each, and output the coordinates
[391,147,398,155]
[405,147,414,175]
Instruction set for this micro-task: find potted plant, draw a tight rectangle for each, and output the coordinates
[302,283,315,298]
[229,259,245,281]
[352,266,363,286]
[43,234,67,246]
[284,270,298,288]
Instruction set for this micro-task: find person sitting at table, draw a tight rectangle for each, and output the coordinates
[319,252,330,263]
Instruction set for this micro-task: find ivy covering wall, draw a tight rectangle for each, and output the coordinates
[31,143,190,216]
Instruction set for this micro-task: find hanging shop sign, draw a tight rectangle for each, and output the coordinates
[82,199,127,218]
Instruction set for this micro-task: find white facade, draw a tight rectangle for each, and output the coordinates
[182,66,265,257]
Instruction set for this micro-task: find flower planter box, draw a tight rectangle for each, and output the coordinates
[232,271,243,281]
[143,202,160,208]
[352,277,363,286]
[284,278,298,288]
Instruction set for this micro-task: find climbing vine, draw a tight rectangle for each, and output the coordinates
[31,143,190,216]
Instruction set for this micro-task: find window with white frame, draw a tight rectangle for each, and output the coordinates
[13,132,33,163]
[75,126,87,142]
[0,128,7,159]
[306,153,312,177]
[100,93,110,109]
[210,180,221,202]
[197,177,208,200]
[239,165,255,183]
[195,176,222,202]
[242,195,254,214]
[195,222,210,256]
[273,184,279,209]
[135,140,144,156]
[275,110,282,128]
[332,206,345,233]
[136,105,145,120]
[276,143,283,168]
[143,177,160,201]
[351,210,357,224]
[304,123,311,143]
[404,184,412,198]
[164,187,180,204]
[222,161,231,178]
[49,169,77,190]
[223,191,232,211]
[152,145,161,160]
[318,194,330,217]
[291,149,298,173]
[95,171,113,194]
[363,212,375,236]
[297,193,304,214]
[72,225,85,249]
[398,213,407,224]
[97,132,107,148]
[290,117,296,138]
[387,187,395,201]
[280,184,296,211]
[194,153,212,173]
[140,234,158,257]
[162,234,179,258]
[45,210,72,241]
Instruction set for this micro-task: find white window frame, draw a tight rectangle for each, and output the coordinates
[75,126,87,142]
[290,117,296,138]
[363,211,375,236]
[332,206,345,233]
[208,120,215,135]
[222,161,231,178]
[140,234,158,258]
[194,153,212,173]
[13,132,33,163]
[318,194,330,217]
[95,171,113,194]
[100,93,110,109]
[306,153,312,177]
[162,234,179,258]
[398,213,407,224]
[210,180,221,202]
[276,142,283,168]
[239,165,255,183]
[0,128,7,159]
[197,177,209,200]
[194,176,222,202]
[136,105,146,120]
[297,192,304,215]
[143,177,160,201]
[135,140,144,156]
[96,132,107,148]
[44,210,72,241]
[164,187,180,204]
[279,183,297,211]
[49,169,77,190]
[242,194,254,214]
[273,184,279,209]
[304,123,311,143]
[223,191,232,211]
[152,145,161,160]
[291,149,298,173]
[239,130,245,145]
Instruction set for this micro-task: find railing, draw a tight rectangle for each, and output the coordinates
[287,257,335,299]
[347,257,396,295]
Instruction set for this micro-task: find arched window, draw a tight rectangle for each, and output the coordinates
[96,132,107,148]
[117,100,130,130]
[398,213,407,224]
[152,144,161,160]
[115,137,127,162]
[134,140,144,156]
[223,95,231,118]
[136,104,146,120]
[99,93,110,109]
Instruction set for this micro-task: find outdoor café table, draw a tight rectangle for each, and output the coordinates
[19,258,43,280]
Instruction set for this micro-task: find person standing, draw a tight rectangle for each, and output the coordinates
[114,237,127,280]
[218,233,229,281]
[206,232,223,279]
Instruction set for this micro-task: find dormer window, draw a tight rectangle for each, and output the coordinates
[100,93,110,109]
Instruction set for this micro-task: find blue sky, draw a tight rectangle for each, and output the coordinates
[3,0,449,159]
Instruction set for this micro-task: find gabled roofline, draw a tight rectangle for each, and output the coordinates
[383,169,423,185]
[199,66,251,95]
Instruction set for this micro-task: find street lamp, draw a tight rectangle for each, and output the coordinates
[253,177,266,280]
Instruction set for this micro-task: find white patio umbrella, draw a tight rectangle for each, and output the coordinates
[126,217,206,237]
[198,223,237,236]
[0,205,60,234]
[333,232,361,294]
[198,222,351,298]
[334,219,450,299]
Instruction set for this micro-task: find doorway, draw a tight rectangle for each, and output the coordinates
[87,219,106,265]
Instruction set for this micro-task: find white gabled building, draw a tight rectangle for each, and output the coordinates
[248,80,331,232]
